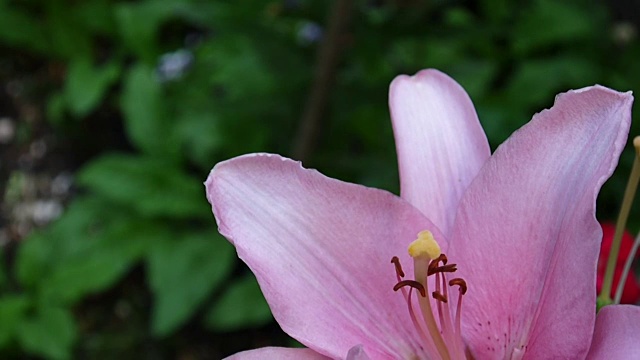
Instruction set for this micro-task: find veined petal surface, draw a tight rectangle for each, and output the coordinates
[448,87,632,359]
[206,153,443,359]
[389,69,490,235]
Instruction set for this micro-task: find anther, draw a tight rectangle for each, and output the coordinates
[428,259,439,273]
[427,254,450,273]
[394,280,426,297]
[432,291,448,303]
[449,278,468,295]
[428,264,458,276]
[391,256,405,278]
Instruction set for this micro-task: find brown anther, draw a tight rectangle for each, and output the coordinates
[390,256,405,278]
[428,259,439,273]
[432,291,448,303]
[427,253,449,274]
[428,264,458,276]
[393,280,426,297]
[449,278,468,295]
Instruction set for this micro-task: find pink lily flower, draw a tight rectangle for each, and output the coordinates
[205,69,640,359]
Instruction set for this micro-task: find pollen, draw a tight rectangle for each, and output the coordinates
[408,230,441,259]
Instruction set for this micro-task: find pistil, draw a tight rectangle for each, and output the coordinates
[392,230,469,359]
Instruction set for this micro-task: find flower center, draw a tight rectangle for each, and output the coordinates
[392,230,468,360]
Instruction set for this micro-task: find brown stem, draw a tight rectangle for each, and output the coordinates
[291,0,353,162]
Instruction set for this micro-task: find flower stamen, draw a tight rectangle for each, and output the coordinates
[432,291,448,303]
[449,278,468,295]
[394,280,427,297]
[391,230,469,360]
[391,256,405,278]
[429,264,458,275]
[451,279,466,348]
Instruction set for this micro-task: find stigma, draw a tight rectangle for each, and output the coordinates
[392,230,468,360]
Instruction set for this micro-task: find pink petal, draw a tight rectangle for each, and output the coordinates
[587,305,640,359]
[346,345,371,360]
[225,347,330,360]
[206,154,442,359]
[389,69,490,236]
[448,86,632,359]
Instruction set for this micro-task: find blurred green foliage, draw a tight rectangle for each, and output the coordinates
[0,0,639,358]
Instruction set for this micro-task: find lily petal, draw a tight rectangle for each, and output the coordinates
[448,86,632,359]
[587,305,640,359]
[389,69,490,235]
[206,153,442,359]
[225,347,330,360]
[346,345,372,360]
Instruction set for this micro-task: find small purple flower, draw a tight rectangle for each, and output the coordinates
[298,21,323,45]
[156,49,193,82]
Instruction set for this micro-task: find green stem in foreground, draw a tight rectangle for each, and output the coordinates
[598,136,640,307]
[614,232,640,303]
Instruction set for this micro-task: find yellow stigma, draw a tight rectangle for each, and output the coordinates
[408,230,441,259]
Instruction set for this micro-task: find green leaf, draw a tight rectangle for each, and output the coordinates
[0,295,30,347]
[449,60,497,100]
[17,306,76,360]
[114,2,227,62]
[121,64,179,157]
[200,35,274,101]
[77,153,206,218]
[46,0,92,59]
[16,233,55,290]
[0,5,48,54]
[46,92,67,126]
[147,231,235,336]
[175,111,223,168]
[114,2,176,62]
[16,197,107,289]
[479,0,512,22]
[38,217,153,304]
[64,57,120,117]
[0,248,5,291]
[513,0,595,55]
[76,0,117,36]
[16,197,151,304]
[505,57,599,109]
[205,274,273,331]
[443,7,475,29]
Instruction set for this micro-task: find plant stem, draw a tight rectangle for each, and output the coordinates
[292,0,353,163]
[614,231,640,304]
[599,136,640,305]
